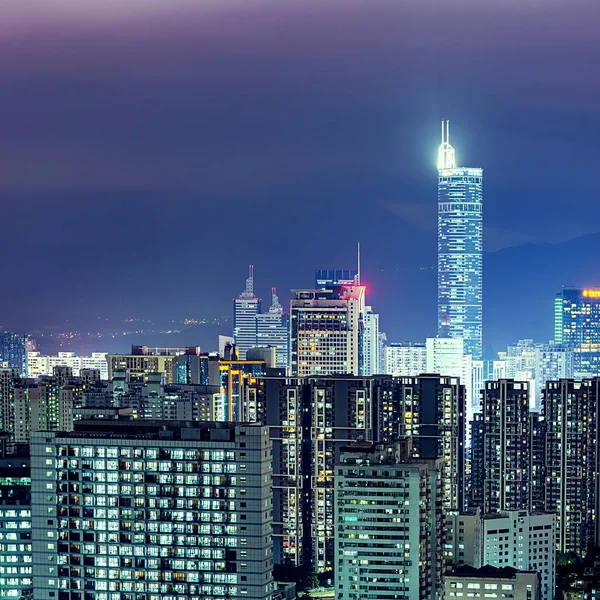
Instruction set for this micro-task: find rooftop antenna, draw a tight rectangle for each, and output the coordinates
[438,119,456,170]
[357,242,361,285]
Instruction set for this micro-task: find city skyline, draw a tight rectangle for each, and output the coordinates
[0,0,598,351]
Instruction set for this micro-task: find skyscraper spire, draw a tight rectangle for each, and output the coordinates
[268,287,283,314]
[240,264,255,298]
[438,119,456,169]
[356,241,361,285]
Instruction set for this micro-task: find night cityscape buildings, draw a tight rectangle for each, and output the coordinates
[437,121,484,359]
[0,122,598,600]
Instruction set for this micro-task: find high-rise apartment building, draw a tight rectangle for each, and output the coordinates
[242,374,375,571]
[384,342,427,376]
[0,445,32,600]
[256,288,290,370]
[28,352,109,380]
[31,420,274,600]
[554,288,600,377]
[374,374,466,512]
[437,122,483,358]
[290,286,365,377]
[334,442,444,600]
[0,333,28,376]
[106,346,186,384]
[0,368,21,433]
[542,378,600,557]
[359,306,379,376]
[233,265,261,360]
[448,509,555,600]
[476,380,532,513]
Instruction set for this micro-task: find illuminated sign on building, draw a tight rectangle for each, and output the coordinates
[582,289,600,298]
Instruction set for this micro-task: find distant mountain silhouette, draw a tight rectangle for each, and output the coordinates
[484,232,600,348]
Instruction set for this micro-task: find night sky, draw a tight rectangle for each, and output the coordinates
[0,0,598,348]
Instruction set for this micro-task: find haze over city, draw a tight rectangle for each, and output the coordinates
[1,0,598,351]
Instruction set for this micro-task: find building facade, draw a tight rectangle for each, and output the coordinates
[290,286,365,378]
[555,288,600,378]
[542,378,600,557]
[437,122,483,359]
[0,447,32,600]
[360,306,379,376]
[31,421,274,600]
[476,379,532,513]
[28,352,108,380]
[256,288,290,371]
[0,333,28,376]
[384,342,427,377]
[334,443,444,600]
[233,265,261,360]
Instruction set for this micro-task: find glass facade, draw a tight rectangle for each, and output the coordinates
[438,167,483,358]
[554,288,600,377]
[0,333,28,377]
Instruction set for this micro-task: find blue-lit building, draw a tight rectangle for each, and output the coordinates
[437,121,483,358]
[256,288,289,370]
[554,288,600,377]
[0,333,28,376]
[232,265,261,360]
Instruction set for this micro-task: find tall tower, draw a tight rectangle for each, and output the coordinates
[233,265,261,360]
[256,287,290,370]
[437,121,483,358]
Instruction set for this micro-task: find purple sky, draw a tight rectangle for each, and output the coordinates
[0,0,599,345]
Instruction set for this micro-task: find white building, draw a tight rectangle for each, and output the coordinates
[384,342,427,376]
[360,306,379,376]
[28,351,108,380]
[335,442,443,600]
[449,510,555,600]
[426,337,464,377]
[445,565,540,600]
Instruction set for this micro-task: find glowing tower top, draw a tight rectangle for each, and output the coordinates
[438,120,456,170]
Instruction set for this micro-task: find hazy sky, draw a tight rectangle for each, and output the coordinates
[0,0,598,345]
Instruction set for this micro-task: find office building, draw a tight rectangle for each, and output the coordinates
[0,333,28,376]
[315,269,358,288]
[384,342,427,376]
[555,288,600,378]
[360,306,379,376]
[445,565,540,600]
[448,510,555,600]
[31,420,274,600]
[437,122,483,359]
[172,347,219,385]
[475,380,532,513]
[233,265,262,360]
[334,442,444,600]
[27,352,109,380]
[375,374,466,511]
[0,444,32,600]
[106,346,186,384]
[426,337,465,378]
[256,288,290,370]
[543,378,600,557]
[290,286,365,377]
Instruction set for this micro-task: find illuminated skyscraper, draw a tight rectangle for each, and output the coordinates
[290,286,365,377]
[437,121,483,358]
[554,287,600,377]
[0,332,28,376]
[256,287,290,370]
[233,265,261,360]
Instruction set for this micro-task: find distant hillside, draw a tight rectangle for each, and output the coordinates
[484,232,600,348]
